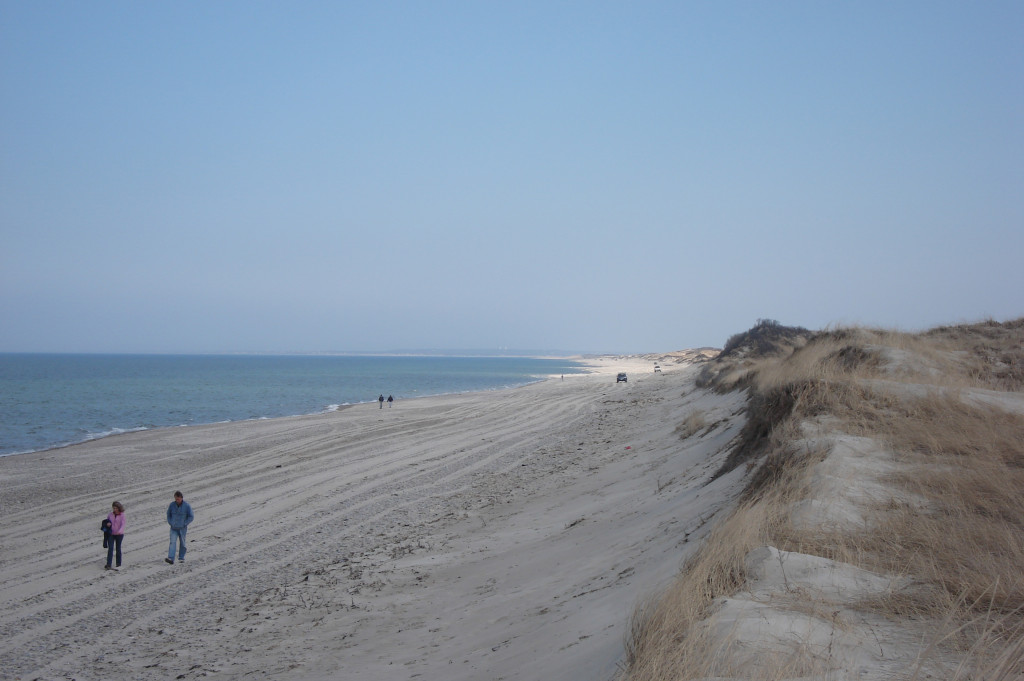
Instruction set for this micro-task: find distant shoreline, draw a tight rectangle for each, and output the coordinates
[0,354,618,459]
[0,350,598,358]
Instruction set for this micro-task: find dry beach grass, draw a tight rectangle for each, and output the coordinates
[623,319,1024,680]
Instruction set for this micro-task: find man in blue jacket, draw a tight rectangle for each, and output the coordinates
[166,490,194,564]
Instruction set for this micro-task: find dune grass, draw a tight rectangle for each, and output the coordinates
[624,449,824,680]
[622,319,1024,680]
[674,410,708,440]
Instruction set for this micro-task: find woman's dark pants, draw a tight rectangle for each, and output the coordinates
[106,534,123,567]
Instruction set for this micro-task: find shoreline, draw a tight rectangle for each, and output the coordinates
[0,352,731,680]
[1,354,623,460]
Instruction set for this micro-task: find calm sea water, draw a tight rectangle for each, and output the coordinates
[0,354,586,457]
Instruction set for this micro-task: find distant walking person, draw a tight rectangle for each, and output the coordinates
[378,394,385,409]
[387,395,394,407]
[166,491,194,565]
[105,501,125,570]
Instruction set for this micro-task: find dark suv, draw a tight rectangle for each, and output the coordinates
[616,373,627,383]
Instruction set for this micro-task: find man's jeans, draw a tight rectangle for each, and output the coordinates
[169,527,188,561]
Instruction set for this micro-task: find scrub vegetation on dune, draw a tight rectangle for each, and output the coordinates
[623,318,1024,681]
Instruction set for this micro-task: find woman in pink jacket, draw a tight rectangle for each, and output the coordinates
[105,501,125,570]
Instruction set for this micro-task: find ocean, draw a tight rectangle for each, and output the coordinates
[0,354,587,457]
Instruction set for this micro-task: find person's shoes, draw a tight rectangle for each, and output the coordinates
[165,558,174,564]
[104,565,112,570]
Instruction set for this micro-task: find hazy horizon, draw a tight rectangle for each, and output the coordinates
[3,3,1022,354]
[0,347,611,357]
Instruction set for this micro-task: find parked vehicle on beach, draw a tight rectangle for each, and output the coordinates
[616,373,628,383]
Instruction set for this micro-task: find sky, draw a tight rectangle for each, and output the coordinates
[2,2,1022,354]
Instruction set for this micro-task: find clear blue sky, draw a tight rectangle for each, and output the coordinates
[2,2,1022,354]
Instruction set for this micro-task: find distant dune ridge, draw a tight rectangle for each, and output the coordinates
[1,319,1021,680]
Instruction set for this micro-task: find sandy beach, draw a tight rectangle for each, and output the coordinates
[0,355,750,681]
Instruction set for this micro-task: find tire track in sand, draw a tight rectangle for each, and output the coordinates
[0,376,613,679]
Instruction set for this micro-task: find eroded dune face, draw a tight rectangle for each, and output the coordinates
[625,320,1024,681]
